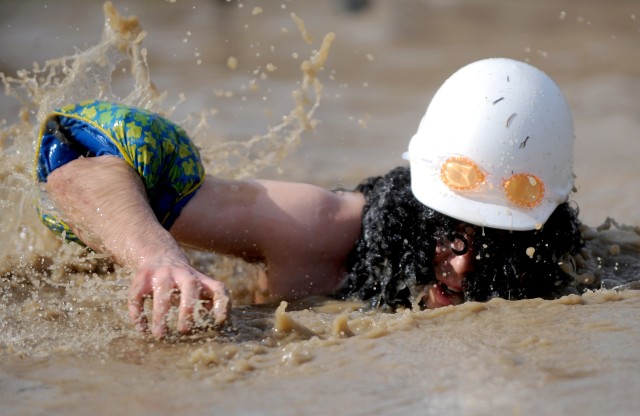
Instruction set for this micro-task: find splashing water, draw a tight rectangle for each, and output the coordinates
[0,1,337,355]
[1,0,639,356]
[1,4,640,415]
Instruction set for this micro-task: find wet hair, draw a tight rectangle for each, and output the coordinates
[334,166,584,309]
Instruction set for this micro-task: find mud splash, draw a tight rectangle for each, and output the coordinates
[0,0,339,355]
[1,1,640,415]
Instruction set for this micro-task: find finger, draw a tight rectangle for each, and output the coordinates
[128,270,153,332]
[212,289,231,326]
[151,274,174,339]
[200,279,231,326]
[176,273,199,334]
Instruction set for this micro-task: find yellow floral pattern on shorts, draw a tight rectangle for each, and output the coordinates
[35,100,205,244]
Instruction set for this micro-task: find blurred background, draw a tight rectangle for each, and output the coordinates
[1,4,639,415]
[1,0,639,226]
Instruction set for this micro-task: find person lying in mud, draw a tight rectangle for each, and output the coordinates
[35,58,584,338]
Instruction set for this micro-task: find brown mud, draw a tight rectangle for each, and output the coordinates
[1,1,639,415]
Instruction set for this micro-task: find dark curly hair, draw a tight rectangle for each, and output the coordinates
[334,166,584,309]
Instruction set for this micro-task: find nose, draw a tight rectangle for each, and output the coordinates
[448,249,475,277]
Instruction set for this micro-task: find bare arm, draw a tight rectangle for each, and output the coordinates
[45,155,230,338]
[46,155,365,336]
[171,178,365,299]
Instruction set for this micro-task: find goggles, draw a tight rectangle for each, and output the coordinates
[442,232,470,256]
[406,154,545,208]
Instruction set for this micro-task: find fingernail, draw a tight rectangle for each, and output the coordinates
[153,325,164,339]
[179,322,192,334]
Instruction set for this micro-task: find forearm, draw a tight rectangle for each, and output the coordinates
[45,155,186,268]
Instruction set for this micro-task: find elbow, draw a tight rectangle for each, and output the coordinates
[45,162,79,206]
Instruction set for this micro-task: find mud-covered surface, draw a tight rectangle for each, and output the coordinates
[1,1,640,415]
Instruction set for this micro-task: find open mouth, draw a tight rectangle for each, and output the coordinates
[439,281,462,297]
[427,281,465,308]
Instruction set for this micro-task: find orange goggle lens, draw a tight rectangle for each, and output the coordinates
[440,156,486,191]
[502,173,545,208]
[439,156,545,208]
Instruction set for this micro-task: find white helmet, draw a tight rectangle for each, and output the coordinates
[405,58,575,231]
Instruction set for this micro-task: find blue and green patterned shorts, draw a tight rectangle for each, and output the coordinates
[34,100,205,244]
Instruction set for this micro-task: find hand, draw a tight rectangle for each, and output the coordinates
[128,256,231,339]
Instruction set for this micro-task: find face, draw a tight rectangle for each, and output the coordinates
[423,226,475,309]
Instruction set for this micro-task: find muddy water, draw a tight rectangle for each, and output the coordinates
[1,1,640,415]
